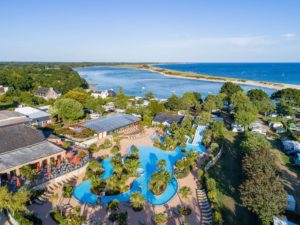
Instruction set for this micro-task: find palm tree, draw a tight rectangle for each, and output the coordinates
[131,145,139,155]
[107,199,119,212]
[149,171,171,195]
[179,186,192,209]
[157,159,166,171]
[124,158,140,175]
[130,192,145,210]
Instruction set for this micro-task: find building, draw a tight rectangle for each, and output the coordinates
[15,106,51,127]
[231,123,244,133]
[81,114,140,139]
[91,89,116,99]
[152,112,185,127]
[35,87,61,100]
[0,124,65,183]
[281,140,300,155]
[249,121,267,136]
[0,110,30,127]
[273,216,297,225]
[294,153,300,165]
[103,102,116,112]
[287,194,296,211]
[0,85,8,95]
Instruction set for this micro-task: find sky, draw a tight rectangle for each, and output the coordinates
[0,0,300,62]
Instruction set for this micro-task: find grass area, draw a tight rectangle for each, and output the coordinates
[208,132,258,225]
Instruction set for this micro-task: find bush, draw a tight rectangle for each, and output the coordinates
[178,206,192,216]
[213,210,223,225]
[63,184,73,198]
[210,142,219,155]
[197,169,204,181]
[111,145,120,154]
[153,213,168,225]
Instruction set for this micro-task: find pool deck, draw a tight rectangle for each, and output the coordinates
[28,127,204,225]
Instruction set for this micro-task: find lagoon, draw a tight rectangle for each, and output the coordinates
[75,66,275,99]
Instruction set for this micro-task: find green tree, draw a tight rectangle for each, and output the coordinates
[157,159,167,171]
[149,171,171,195]
[235,104,258,130]
[107,199,119,212]
[145,91,155,99]
[165,94,182,111]
[220,82,243,100]
[197,112,211,125]
[20,165,37,181]
[153,213,168,225]
[203,95,218,112]
[51,98,84,122]
[0,187,30,216]
[179,186,192,210]
[130,192,145,209]
[240,150,287,224]
[240,132,271,154]
[147,100,166,117]
[247,89,268,101]
[231,91,251,110]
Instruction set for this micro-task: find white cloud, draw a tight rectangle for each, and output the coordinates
[282,33,296,40]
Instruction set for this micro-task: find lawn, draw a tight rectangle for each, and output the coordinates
[208,132,258,225]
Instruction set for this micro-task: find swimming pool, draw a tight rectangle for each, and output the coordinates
[73,129,206,205]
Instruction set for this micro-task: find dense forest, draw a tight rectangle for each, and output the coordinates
[0,64,88,108]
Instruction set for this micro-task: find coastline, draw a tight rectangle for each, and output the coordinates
[114,64,300,90]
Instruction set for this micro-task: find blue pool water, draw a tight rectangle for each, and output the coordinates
[75,66,275,99]
[156,63,300,85]
[73,130,206,205]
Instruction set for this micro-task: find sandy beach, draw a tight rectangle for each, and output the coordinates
[115,64,300,91]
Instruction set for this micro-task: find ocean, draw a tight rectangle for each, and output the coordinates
[156,63,300,85]
[75,66,276,99]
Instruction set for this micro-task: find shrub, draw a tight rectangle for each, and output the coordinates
[63,184,73,198]
[153,213,168,225]
[178,206,192,216]
[213,210,223,225]
[111,145,120,154]
[103,139,112,148]
[210,142,219,155]
[197,169,204,181]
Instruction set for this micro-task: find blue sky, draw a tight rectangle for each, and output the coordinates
[0,0,299,62]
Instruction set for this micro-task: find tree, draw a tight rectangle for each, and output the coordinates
[0,187,30,216]
[165,94,182,111]
[240,132,271,154]
[107,199,119,212]
[197,112,211,125]
[51,98,84,122]
[247,89,268,101]
[211,121,226,141]
[157,159,167,171]
[147,100,166,117]
[124,158,140,175]
[114,87,128,109]
[153,213,168,225]
[235,104,258,130]
[149,171,171,195]
[220,82,243,100]
[254,98,276,116]
[231,91,251,110]
[130,192,145,209]
[20,165,37,181]
[145,91,154,99]
[203,95,217,112]
[240,150,287,224]
[179,186,192,209]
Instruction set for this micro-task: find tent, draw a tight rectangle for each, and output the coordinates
[287,195,296,211]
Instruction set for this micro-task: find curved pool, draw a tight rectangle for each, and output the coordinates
[73,134,206,205]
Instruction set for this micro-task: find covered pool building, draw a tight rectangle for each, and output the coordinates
[80,114,140,139]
